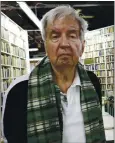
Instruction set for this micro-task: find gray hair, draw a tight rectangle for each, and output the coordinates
[41,5,88,41]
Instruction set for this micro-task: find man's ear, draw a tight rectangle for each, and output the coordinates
[80,40,85,57]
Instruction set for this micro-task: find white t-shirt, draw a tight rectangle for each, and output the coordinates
[61,71,86,143]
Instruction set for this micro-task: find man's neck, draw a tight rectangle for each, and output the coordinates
[52,65,76,93]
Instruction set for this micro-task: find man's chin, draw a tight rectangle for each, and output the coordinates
[55,61,74,68]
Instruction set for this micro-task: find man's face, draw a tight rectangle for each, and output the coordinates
[45,16,85,69]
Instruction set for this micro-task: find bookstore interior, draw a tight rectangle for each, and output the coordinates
[1,1,114,143]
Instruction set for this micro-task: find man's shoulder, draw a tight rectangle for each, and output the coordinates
[6,74,29,96]
[3,74,29,141]
[87,70,99,82]
[87,70,97,77]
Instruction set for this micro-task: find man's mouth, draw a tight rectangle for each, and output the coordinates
[59,54,71,57]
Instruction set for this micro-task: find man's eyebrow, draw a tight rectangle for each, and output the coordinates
[48,27,80,34]
[67,29,79,33]
[49,29,61,34]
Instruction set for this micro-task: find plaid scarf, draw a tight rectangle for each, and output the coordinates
[27,56,106,143]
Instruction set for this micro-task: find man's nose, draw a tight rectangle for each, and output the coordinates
[59,35,70,47]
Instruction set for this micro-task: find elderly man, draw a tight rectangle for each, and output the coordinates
[3,5,105,143]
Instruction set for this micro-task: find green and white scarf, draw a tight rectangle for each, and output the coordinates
[27,56,106,143]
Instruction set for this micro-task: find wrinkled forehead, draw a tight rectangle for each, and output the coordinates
[46,16,81,32]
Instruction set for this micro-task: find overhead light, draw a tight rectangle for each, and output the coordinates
[76,9,94,19]
[17,1,42,30]
[29,48,38,52]
[74,4,100,7]
[81,16,95,18]
[30,57,43,62]
[76,9,82,13]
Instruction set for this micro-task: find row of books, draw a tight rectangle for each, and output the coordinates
[98,26,114,35]
[106,63,114,69]
[84,52,93,58]
[100,77,106,84]
[104,26,114,34]
[94,64,100,70]
[85,62,114,71]
[96,63,114,70]
[96,26,114,35]
[95,70,106,77]
[107,77,113,84]
[1,14,27,40]
[21,59,26,67]
[85,43,103,50]
[107,70,114,76]
[85,41,114,52]
[95,70,114,77]
[1,67,11,79]
[94,43,103,50]
[13,69,26,77]
[1,67,26,79]
[85,45,94,52]
[85,65,94,71]
[12,57,23,67]
[107,84,114,90]
[103,33,114,42]
[102,85,106,90]
[19,49,26,58]
[95,64,105,70]
[1,26,26,48]
[94,50,104,57]
[85,40,114,52]
[1,79,12,92]
[1,55,11,65]
[85,33,114,45]
[9,32,24,48]
[106,41,114,48]
[85,64,103,71]
[85,50,105,58]
[106,48,114,55]
[95,57,105,63]
[11,45,19,56]
[21,69,26,75]
[102,84,114,91]
[11,45,26,58]
[1,41,10,53]
[106,55,114,62]
[1,42,26,59]
[1,55,26,67]
[13,68,21,77]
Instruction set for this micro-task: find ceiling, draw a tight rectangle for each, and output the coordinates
[1,1,114,58]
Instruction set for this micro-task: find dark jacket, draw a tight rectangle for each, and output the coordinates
[3,71,102,143]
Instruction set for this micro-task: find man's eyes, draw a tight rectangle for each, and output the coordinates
[51,34,77,38]
[49,33,78,42]
[69,34,77,38]
[52,34,59,38]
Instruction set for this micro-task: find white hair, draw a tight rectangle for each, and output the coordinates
[41,5,88,41]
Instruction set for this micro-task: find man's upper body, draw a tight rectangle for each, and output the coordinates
[3,69,102,143]
[3,5,105,143]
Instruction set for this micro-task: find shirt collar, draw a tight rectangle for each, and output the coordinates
[71,68,81,87]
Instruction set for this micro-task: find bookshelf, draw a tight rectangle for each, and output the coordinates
[82,25,114,97]
[1,12,30,109]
